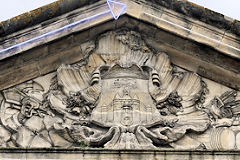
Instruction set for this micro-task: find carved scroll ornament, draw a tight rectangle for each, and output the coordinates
[0,30,239,150]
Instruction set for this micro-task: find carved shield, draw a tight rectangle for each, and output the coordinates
[91,64,161,127]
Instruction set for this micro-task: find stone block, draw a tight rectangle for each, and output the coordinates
[48,35,74,54]
[0,61,40,90]
[38,44,82,75]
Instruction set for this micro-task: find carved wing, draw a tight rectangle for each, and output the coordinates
[49,64,101,120]
[57,64,91,96]
[145,52,209,148]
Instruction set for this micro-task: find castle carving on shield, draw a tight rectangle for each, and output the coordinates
[0,0,240,159]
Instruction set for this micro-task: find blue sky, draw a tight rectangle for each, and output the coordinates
[0,0,239,22]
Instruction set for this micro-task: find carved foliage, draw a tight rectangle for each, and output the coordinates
[0,29,239,150]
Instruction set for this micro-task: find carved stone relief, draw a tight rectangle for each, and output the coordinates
[0,29,239,150]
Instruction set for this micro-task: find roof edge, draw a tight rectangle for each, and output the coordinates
[1,0,240,37]
[0,0,100,37]
[145,0,240,36]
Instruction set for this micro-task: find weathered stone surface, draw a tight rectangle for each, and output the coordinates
[0,15,239,92]
[0,30,239,153]
[0,1,239,159]
[1,0,239,39]
[0,0,100,36]
[0,149,239,160]
[145,0,239,36]
[1,0,240,63]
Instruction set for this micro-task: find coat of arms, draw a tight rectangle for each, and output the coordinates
[0,30,239,150]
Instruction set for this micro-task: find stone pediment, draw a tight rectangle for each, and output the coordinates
[0,29,239,151]
[0,0,240,159]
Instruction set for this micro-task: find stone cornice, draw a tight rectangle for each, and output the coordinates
[0,148,239,159]
[0,0,239,61]
[0,0,100,36]
[1,0,239,37]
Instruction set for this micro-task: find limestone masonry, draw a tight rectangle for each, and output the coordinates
[0,0,240,159]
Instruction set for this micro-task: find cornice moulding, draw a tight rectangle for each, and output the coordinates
[0,0,239,61]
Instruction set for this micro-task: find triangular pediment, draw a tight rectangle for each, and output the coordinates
[0,0,240,154]
[0,27,240,151]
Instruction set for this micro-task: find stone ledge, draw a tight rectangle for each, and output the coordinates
[1,0,240,37]
[1,0,240,62]
[0,147,240,153]
[127,0,240,60]
[140,0,240,36]
[0,148,239,160]
[0,0,112,60]
[0,0,100,36]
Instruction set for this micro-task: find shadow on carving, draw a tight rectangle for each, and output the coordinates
[0,29,239,150]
